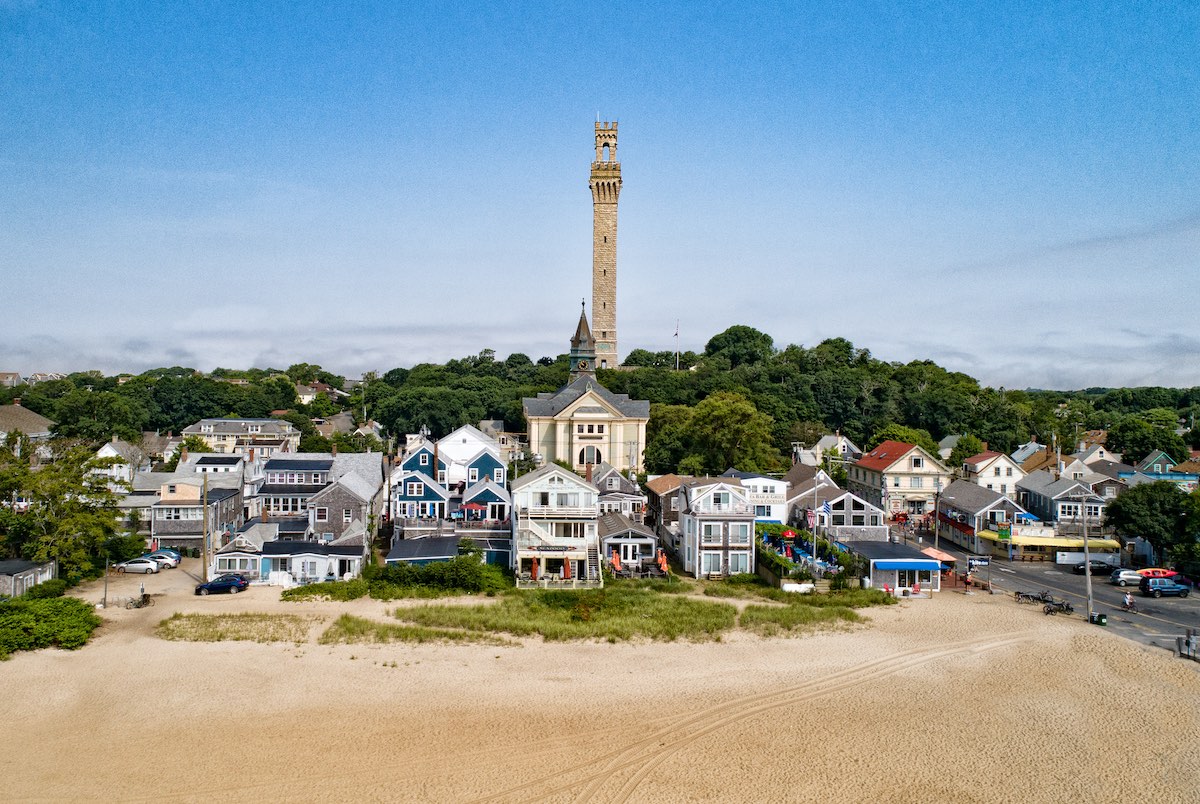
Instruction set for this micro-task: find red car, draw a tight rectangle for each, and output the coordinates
[1137,567,1178,579]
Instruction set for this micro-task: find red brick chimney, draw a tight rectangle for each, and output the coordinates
[331,443,338,456]
[180,447,189,463]
[981,441,988,452]
[585,463,593,483]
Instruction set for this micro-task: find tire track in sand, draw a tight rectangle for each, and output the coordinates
[467,632,1032,804]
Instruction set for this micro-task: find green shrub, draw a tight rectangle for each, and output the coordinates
[22,579,68,599]
[281,579,369,602]
[373,555,510,595]
[739,603,862,636]
[0,597,102,659]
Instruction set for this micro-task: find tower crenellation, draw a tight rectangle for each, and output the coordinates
[589,120,621,366]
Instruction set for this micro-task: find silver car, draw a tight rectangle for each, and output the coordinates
[116,557,160,574]
[145,553,180,569]
[1110,569,1142,587]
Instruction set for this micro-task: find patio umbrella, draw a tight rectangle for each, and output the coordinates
[657,550,668,574]
[611,550,622,572]
[562,556,571,580]
[531,557,539,581]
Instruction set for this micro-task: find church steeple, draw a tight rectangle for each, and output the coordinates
[569,300,597,380]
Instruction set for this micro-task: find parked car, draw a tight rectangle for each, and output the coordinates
[116,557,160,574]
[144,553,180,569]
[1140,577,1190,598]
[195,574,249,596]
[1110,569,1143,587]
[1073,560,1114,575]
[1137,567,1178,579]
[151,548,183,561]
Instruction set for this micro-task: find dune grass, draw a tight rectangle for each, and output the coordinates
[318,614,518,647]
[738,604,863,637]
[394,587,737,642]
[156,612,320,643]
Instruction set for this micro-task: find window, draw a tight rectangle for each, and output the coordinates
[608,477,619,489]
[438,471,446,483]
[419,453,429,466]
[597,424,605,434]
[1000,484,1007,493]
[701,523,722,543]
[729,553,749,573]
[577,424,585,433]
[1006,467,1013,477]
[755,505,769,517]
[469,468,479,482]
[670,497,679,512]
[910,477,923,488]
[893,477,901,487]
[343,508,352,523]
[587,424,595,434]
[167,485,176,494]
[493,468,503,483]
[994,467,1001,476]
[579,446,602,464]
[730,524,751,544]
[315,507,328,522]
[702,552,723,573]
[406,482,424,497]
[911,457,924,469]
[986,483,993,490]
[711,492,730,508]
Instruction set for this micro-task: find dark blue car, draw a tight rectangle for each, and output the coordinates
[195,574,249,595]
[1139,577,1190,598]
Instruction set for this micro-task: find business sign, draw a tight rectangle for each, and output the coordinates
[997,523,1011,540]
[968,556,990,570]
[806,510,816,528]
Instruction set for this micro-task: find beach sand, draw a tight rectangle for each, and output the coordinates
[2,572,1198,803]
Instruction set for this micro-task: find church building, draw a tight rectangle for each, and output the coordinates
[522,307,649,475]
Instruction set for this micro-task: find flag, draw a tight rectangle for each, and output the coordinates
[822,501,832,516]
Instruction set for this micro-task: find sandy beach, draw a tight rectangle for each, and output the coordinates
[2,570,1198,803]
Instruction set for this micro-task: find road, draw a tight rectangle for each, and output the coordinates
[924,534,1200,654]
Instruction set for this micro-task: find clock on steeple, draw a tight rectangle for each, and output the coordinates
[569,301,597,380]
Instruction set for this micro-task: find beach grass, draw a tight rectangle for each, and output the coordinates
[394,587,737,642]
[738,603,863,637]
[156,612,320,643]
[318,614,519,647]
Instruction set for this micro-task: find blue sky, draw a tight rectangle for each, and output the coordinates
[3,1,1198,389]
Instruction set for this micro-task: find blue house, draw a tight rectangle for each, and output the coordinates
[400,445,447,484]
[465,449,506,487]
[391,470,451,519]
[460,479,511,522]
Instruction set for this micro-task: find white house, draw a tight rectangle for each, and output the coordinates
[961,451,1024,500]
[93,436,151,489]
[510,464,601,588]
[720,470,789,523]
[847,441,953,517]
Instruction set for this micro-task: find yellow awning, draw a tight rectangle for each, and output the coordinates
[977,530,1120,550]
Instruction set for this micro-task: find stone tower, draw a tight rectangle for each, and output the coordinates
[589,121,621,367]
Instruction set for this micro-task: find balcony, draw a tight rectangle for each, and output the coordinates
[522,505,597,519]
[689,502,753,516]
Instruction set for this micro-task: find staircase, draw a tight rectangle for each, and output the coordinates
[587,545,601,584]
[814,579,832,594]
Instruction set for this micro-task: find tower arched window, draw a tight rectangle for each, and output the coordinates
[579,446,602,465]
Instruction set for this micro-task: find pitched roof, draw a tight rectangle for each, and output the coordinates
[1170,459,1200,474]
[0,404,54,435]
[645,473,688,496]
[962,450,1004,469]
[781,463,819,488]
[1088,459,1137,480]
[522,375,649,419]
[510,462,599,491]
[940,479,1021,515]
[854,441,921,473]
[597,512,655,540]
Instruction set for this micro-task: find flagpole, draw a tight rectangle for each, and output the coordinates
[674,320,680,371]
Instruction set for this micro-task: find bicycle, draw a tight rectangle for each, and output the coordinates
[126,593,155,609]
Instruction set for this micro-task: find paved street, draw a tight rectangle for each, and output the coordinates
[920,533,1200,655]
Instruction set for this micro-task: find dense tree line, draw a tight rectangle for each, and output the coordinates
[4,328,1199,473]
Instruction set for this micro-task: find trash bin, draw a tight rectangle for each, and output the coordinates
[1089,612,1107,626]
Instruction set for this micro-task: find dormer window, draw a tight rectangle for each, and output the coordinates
[911,457,924,469]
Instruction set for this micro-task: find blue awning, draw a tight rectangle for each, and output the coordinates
[874,560,940,570]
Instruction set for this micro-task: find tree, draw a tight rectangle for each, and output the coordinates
[948,435,986,470]
[1106,416,1188,465]
[1103,481,1189,560]
[865,424,939,456]
[703,326,774,368]
[687,392,780,474]
[0,443,125,578]
[162,434,209,470]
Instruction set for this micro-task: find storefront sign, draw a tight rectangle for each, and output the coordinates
[997,523,1011,540]
[968,556,990,570]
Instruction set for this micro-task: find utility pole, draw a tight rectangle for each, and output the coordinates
[1081,493,1095,622]
[201,474,209,582]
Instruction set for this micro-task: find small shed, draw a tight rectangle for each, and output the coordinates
[845,540,942,596]
[385,536,461,566]
[0,559,56,598]
[598,512,657,566]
